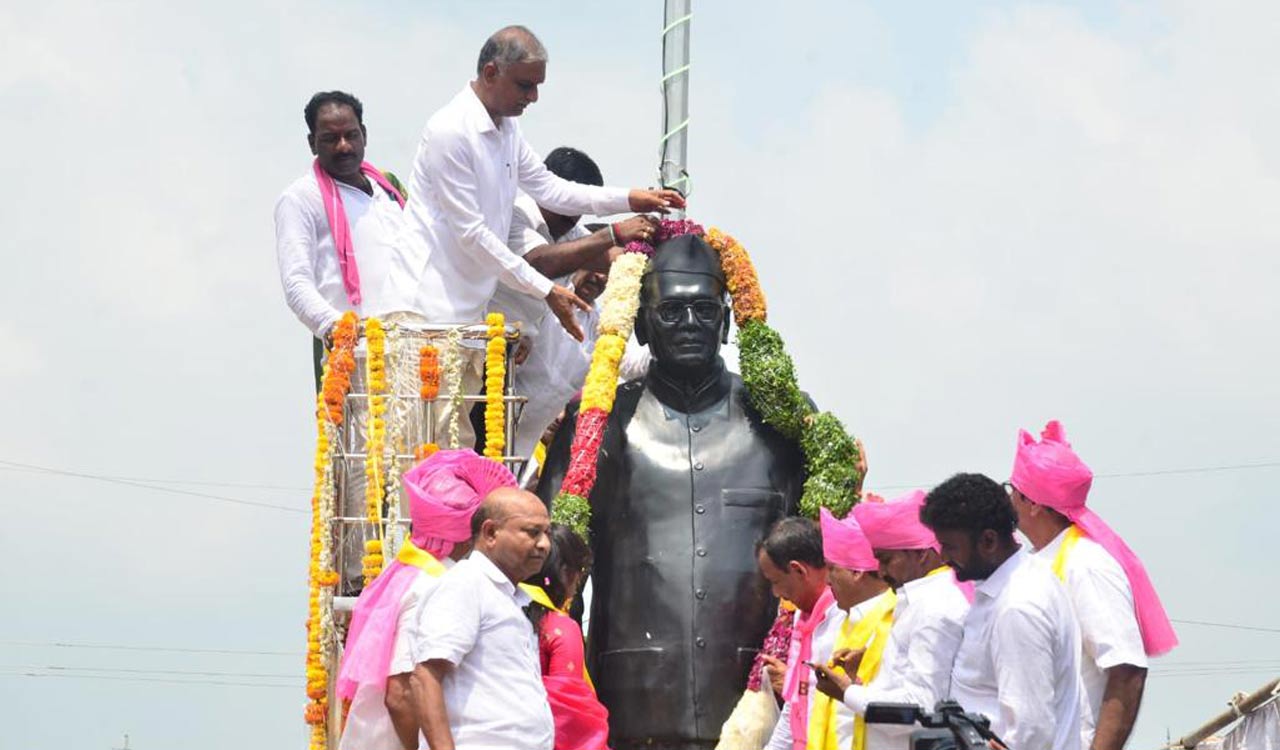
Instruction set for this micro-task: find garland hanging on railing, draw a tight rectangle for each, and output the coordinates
[361,318,388,586]
[419,345,440,400]
[483,313,507,462]
[440,327,464,449]
[305,311,357,750]
[551,221,863,539]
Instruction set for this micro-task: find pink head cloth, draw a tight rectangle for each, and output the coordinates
[403,448,517,557]
[820,507,879,571]
[852,489,938,551]
[336,449,516,701]
[1011,420,1177,656]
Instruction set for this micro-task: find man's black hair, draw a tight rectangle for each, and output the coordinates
[305,91,364,134]
[920,473,1018,539]
[544,146,604,187]
[757,517,825,570]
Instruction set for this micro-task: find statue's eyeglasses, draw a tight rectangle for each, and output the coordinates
[653,300,725,325]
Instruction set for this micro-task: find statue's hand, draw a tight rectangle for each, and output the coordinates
[853,437,868,497]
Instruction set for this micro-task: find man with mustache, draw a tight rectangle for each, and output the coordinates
[274,90,417,385]
[405,25,683,449]
[410,487,554,750]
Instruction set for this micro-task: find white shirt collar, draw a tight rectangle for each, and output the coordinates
[848,588,893,619]
[469,549,531,604]
[974,546,1028,600]
[896,566,951,605]
[461,83,501,135]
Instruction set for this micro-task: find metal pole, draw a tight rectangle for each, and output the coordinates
[660,0,692,207]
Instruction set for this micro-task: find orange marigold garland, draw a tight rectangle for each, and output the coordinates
[419,345,440,400]
[483,313,507,461]
[362,318,388,585]
[305,311,356,749]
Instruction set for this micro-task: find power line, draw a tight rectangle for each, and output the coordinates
[1171,619,1280,635]
[2,664,297,679]
[876,460,1280,491]
[0,639,301,656]
[0,459,307,514]
[0,671,299,689]
[0,464,309,492]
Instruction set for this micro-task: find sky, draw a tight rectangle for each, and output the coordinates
[2,0,1278,748]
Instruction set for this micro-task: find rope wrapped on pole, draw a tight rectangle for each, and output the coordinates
[659,0,692,210]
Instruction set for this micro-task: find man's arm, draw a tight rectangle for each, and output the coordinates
[274,190,342,337]
[842,612,964,713]
[515,137,684,218]
[385,672,418,750]
[1092,664,1147,750]
[523,216,655,278]
[425,131,556,302]
[410,660,456,750]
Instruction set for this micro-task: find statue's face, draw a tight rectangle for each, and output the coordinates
[638,270,728,376]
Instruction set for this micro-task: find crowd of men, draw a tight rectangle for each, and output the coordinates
[278,23,1177,750]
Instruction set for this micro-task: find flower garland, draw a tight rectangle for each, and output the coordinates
[706,228,863,518]
[551,220,864,539]
[440,327,465,449]
[361,318,388,586]
[382,324,411,560]
[483,313,507,461]
[419,345,439,400]
[552,223,694,538]
[305,311,357,750]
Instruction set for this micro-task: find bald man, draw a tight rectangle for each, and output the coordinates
[411,488,553,750]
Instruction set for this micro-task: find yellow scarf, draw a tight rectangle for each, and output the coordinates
[522,583,595,690]
[1050,525,1084,581]
[396,538,448,576]
[806,590,897,750]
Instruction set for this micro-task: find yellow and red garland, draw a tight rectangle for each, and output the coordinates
[552,221,863,540]
[305,311,357,750]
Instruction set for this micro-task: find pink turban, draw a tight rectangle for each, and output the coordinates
[403,449,517,557]
[819,508,878,571]
[851,489,938,551]
[1011,420,1177,656]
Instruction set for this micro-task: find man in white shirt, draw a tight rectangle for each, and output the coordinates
[757,517,840,750]
[488,146,656,457]
[406,25,683,447]
[814,490,970,750]
[922,473,1082,750]
[809,508,892,750]
[1009,420,1176,750]
[274,91,418,382]
[336,449,517,750]
[410,487,554,750]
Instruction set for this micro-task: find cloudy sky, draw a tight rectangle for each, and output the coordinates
[2,1,1278,748]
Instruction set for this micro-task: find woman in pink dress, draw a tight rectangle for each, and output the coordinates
[526,524,609,750]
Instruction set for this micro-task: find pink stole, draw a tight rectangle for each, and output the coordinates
[783,588,837,750]
[312,159,406,306]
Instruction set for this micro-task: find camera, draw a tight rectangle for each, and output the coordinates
[864,701,1004,750]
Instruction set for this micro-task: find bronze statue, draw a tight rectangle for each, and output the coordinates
[537,234,804,750]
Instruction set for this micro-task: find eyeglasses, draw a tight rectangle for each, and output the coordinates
[653,300,726,325]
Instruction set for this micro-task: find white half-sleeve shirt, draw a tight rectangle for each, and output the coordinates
[415,551,553,750]
[274,172,419,337]
[951,548,1083,750]
[842,571,970,750]
[338,559,454,750]
[405,84,630,325]
[1034,529,1148,750]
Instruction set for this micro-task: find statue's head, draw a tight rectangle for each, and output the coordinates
[636,234,730,379]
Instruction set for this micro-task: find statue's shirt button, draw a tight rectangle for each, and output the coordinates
[694,462,704,470]
[696,547,707,557]
[695,637,707,648]
[692,424,702,432]
[695,588,707,599]
[695,504,706,514]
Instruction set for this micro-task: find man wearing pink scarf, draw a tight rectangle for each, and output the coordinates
[1010,420,1177,750]
[816,491,969,750]
[757,518,840,750]
[336,449,516,750]
[274,91,418,383]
